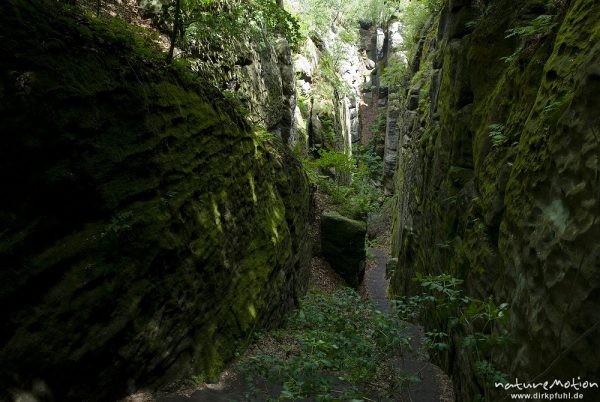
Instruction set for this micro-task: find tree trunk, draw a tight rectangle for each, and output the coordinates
[276,0,283,8]
[166,0,181,63]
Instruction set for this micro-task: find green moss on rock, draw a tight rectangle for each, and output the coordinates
[389,0,600,399]
[321,211,367,287]
[0,1,311,400]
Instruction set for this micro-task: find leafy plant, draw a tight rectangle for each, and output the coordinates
[475,360,509,385]
[424,330,450,352]
[223,89,250,115]
[381,57,409,90]
[396,0,443,58]
[505,14,555,40]
[296,0,397,36]
[369,113,387,135]
[238,288,411,401]
[301,148,384,220]
[103,211,133,236]
[542,93,573,124]
[142,0,301,75]
[392,273,511,399]
[297,94,310,117]
[501,14,557,63]
[488,123,508,147]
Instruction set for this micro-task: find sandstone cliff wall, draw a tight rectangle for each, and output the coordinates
[387,0,600,399]
[0,1,310,400]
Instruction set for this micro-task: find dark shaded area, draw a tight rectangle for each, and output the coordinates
[0,1,311,400]
[320,211,366,287]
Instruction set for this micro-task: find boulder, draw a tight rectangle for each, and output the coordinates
[0,3,311,399]
[321,212,367,287]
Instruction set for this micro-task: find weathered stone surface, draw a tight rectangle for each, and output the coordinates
[321,212,367,288]
[385,258,398,280]
[376,28,386,60]
[407,94,420,110]
[275,38,296,142]
[0,2,311,400]
[386,118,399,151]
[351,114,361,143]
[388,0,600,400]
[383,153,398,178]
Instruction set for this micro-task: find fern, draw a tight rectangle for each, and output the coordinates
[505,14,556,39]
[488,123,508,147]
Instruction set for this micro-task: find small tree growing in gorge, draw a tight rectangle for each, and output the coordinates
[166,0,181,63]
[150,0,301,68]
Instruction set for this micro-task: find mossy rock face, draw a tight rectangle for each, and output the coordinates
[388,0,600,399]
[321,212,367,287]
[0,1,311,401]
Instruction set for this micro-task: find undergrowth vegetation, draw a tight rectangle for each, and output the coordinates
[300,144,384,220]
[294,0,395,38]
[380,0,443,91]
[393,274,511,400]
[238,288,411,401]
[135,0,301,73]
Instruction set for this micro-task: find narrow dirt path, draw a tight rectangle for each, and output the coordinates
[365,248,391,313]
[364,247,454,402]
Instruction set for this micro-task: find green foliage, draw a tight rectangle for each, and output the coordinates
[424,330,450,352]
[238,288,411,401]
[505,14,556,40]
[302,148,384,220]
[397,0,442,58]
[464,0,491,31]
[223,89,250,115]
[474,360,509,385]
[488,123,508,147]
[355,130,384,181]
[355,146,383,180]
[83,15,164,63]
[319,50,350,94]
[381,57,409,90]
[145,0,301,71]
[501,14,557,63]
[337,27,358,44]
[392,273,511,399]
[297,94,310,117]
[369,112,387,135]
[103,211,133,236]
[542,93,573,124]
[296,0,395,36]
[307,148,356,181]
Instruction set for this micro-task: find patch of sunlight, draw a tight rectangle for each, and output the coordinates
[271,220,280,244]
[249,175,257,203]
[543,199,568,236]
[212,198,223,232]
[248,304,257,319]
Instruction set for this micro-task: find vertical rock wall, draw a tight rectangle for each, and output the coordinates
[0,1,311,400]
[292,31,370,155]
[387,0,600,399]
[225,38,297,143]
[357,21,405,193]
